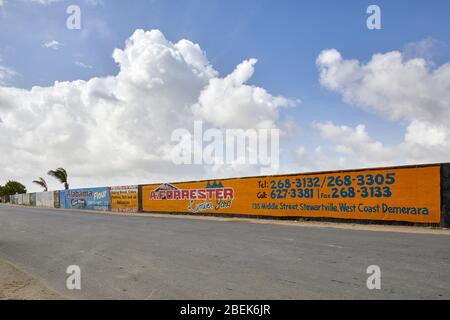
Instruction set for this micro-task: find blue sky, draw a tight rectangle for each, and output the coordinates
[1,0,450,190]
[2,0,449,134]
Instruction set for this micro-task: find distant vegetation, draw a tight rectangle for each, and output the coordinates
[1,168,68,197]
[48,168,69,190]
[33,177,48,192]
[0,181,27,196]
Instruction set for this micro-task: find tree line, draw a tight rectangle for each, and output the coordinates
[0,168,69,197]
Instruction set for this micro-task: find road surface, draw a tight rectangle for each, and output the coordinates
[0,205,449,299]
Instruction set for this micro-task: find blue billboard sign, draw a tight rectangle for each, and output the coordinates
[60,187,110,211]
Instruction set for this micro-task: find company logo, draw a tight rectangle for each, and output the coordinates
[94,191,107,201]
[150,181,235,213]
[150,182,234,201]
[68,190,93,198]
[71,198,86,208]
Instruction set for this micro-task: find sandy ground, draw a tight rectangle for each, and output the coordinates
[0,258,64,300]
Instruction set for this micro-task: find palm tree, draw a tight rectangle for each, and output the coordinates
[48,168,69,190]
[32,177,48,192]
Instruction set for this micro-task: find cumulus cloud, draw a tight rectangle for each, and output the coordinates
[316,48,450,124]
[309,122,398,168]
[310,48,450,170]
[0,29,294,191]
[293,145,336,172]
[307,120,450,169]
[192,58,294,129]
[313,122,394,159]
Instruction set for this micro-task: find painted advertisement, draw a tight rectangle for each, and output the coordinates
[110,185,138,212]
[141,165,441,224]
[60,187,110,211]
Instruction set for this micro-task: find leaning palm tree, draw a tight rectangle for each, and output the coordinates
[47,168,69,190]
[32,177,48,192]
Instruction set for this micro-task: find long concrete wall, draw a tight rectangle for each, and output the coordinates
[60,187,110,211]
[36,191,55,208]
[4,163,450,227]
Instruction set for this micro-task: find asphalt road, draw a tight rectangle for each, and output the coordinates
[0,205,449,299]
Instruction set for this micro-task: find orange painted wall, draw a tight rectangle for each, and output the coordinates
[110,185,138,212]
[141,165,441,223]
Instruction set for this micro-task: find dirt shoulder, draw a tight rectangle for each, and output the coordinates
[0,258,64,300]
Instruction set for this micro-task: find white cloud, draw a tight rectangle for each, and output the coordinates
[403,37,445,62]
[42,40,63,50]
[404,120,448,147]
[84,0,103,6]
[192,58,294,129]
[294,145,339,172]
[316,48,450,124]
[309,47,450,170]
[0,65,16,84]
[1,0,65,6]
[0,29,294,191]
[309,122,398,169]
[306,120,450,170]
[27,0,64,4]
[75,61,93,69]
